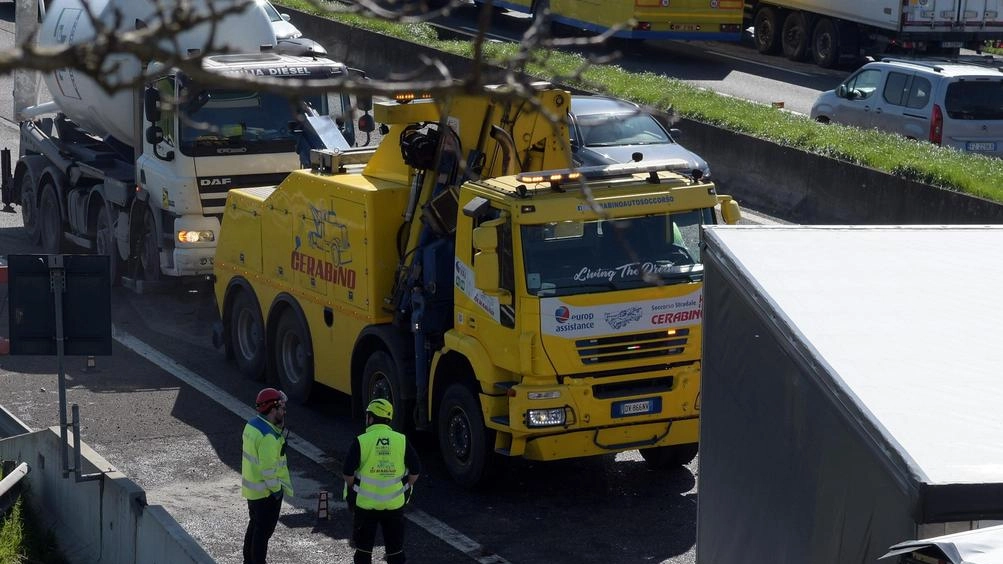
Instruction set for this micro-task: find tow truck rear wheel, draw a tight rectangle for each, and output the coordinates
[39,181,64,254]
[438,383,495,489]
[230,290,266,381]
[639,443,699,469]
[362,351,410,432]
[273,308,313,403]
[19,174,40,244]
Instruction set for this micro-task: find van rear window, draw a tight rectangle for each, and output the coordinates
[945,81,1003,120]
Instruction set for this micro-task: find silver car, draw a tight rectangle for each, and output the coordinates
[570,95,710,177]
[259,0,303,40]
[811,58,1003,156]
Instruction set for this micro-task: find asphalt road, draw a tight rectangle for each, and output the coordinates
[432,2,851,116]
[0,4,800,563]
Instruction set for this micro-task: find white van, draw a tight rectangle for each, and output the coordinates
[811,57,1003,157]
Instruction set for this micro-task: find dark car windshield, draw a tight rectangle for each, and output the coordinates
[576,112,672,147]
[945,80,1003,120]
[521,210,711,297]
[179,89,327,156]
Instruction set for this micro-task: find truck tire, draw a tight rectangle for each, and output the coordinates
[438,383,495,488]
[230,290,266,381]
[639,443,699,469]
[811,18,840,68]
[19,174,40,244]
[781,12,810,62]
[139,208,162,281]
[753,7,781,54]
[39,181,65,254]
[362,351,411,432]
[274,308,313,403]
[95,203,120,285]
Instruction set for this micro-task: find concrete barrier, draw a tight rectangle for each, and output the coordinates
[285,6,1003,225]
[0,428,214,564]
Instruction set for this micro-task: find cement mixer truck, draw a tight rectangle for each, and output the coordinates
[3,0,368,286]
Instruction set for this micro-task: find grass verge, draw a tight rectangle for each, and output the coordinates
[277,1,1003,203]
[0,468,67,564]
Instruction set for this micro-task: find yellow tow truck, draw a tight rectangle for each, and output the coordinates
[212,85,741,486]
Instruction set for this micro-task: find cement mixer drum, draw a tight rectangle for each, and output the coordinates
[37,0,277,145]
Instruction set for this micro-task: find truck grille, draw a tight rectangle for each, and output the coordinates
[575,329,690,365]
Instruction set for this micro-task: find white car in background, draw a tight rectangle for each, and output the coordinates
[259,0,303,40]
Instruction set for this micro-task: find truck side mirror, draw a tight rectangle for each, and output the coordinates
[144,88,161,123]
[718,196,741,225]
[472,224,501,294]
[145,126,174,161]
[146,125,163,145]
[836,84,848,98]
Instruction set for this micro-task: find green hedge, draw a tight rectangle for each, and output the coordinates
[278,1,1003,203]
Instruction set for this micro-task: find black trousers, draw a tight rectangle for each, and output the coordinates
[244,494,282,564]
[352,507,406,564]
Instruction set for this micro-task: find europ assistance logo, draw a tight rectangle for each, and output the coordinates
[553,306,594,333]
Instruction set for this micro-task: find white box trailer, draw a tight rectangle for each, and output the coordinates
[758,0,1003,34]
[746,0,1003,67]
[698,225,1003,564]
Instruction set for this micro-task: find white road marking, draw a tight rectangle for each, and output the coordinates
[706,49,816,77]
[112,326,511,564]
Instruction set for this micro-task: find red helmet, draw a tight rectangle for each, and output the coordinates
[255,388,287,414]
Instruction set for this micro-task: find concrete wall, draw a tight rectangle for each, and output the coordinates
[0,428,213,564]
[284,6,1003,225]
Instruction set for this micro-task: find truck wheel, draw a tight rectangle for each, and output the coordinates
[139,208,162,281]
[19,174,40,244]
[781,12,810,62]
[753,7,781,54]
[230,290,266,381]
[95,204,120,285]
[362,351,410,432]
[274,308,313,403]
[39,182,64,254]
[811,18,840,68]
[438,383,495,488]
[639,443,699,469]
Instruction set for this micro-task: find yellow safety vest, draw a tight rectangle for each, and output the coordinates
[351,424,408,510]
[242,415,294,500]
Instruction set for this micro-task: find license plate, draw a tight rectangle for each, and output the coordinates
[941,41,963,48]
[967,141,997,152]
[612,397,662,418]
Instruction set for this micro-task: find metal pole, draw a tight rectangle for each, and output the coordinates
[1,149,12,212]
[0,462,29,496]
[71,404,101,482]
[49,255,69,478]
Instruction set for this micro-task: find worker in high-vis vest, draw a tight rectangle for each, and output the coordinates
[342,398,421,564]
[242,388,293,564]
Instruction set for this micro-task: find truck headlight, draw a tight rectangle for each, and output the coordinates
[526,408,566,428]
[177,230,215,243]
